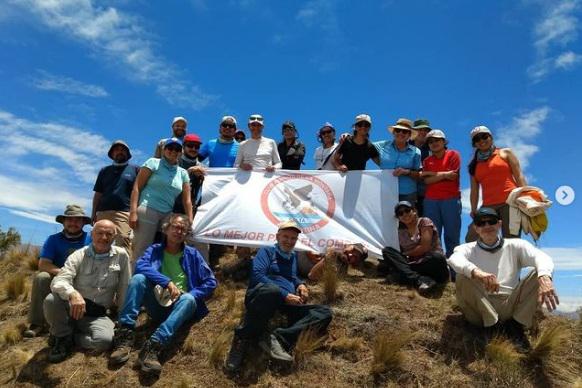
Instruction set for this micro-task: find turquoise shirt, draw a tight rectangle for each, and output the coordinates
[374,140,421,195]
[139,158,190,213]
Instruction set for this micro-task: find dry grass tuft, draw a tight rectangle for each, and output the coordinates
[208,330,231,368]
[294,327,327,365]
[328,336,364,354]
[529,322,571,361]
[485,337,524,365]
[224,288,236,313]
[322,250,340,303]
[0,347,34,383]
[370,331,414,375]
[4,274,27,300]
[26,256,39,271]
[0,322,26,346]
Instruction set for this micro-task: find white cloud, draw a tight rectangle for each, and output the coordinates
[14,0,217,110]
[554,295,582,313]
[31,70,108,97]
[8,209,59,225]
[495,106,550,170]
[541,247,582,270]
[528,0,582,82]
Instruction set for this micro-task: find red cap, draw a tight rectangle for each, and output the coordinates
[184,134,202,143]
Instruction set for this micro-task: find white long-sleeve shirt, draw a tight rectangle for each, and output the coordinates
[234,137,282,169]
[447,238,553,294]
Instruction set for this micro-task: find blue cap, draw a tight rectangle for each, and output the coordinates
[164,137,183,149]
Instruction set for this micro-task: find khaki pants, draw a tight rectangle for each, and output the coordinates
[455,270,539,328]
[131,206,169,266]
[28,272,53,326]
[96,210,132,252]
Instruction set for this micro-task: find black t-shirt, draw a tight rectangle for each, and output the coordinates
[337,138,379,170]
[173,156,204,215]
[277,140,306,170]
[93,164,139,211]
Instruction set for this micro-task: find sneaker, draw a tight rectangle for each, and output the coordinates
[259,334,293,363]
[48,335,73,363]
[23,324,46,338]
[417,277,437,293]
[502,319,531,353]
[138,339,163,374]
[224,334,250,374]
[110,326,135,365]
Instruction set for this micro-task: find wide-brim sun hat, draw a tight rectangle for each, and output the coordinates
[107,140,132,160]
[389,118,418,140]
[413,118,432,131]
[55,204,92,225]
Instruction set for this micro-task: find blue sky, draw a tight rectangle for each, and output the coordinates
[0,1,580,310]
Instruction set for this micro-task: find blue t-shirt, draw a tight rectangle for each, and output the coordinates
[39,231,91,268]
[198,138,239,167]
[139,158,190,213]
[93,164,139,211]
[374,140,421,195]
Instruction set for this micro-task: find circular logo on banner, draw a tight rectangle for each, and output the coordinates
[260,174,336,233]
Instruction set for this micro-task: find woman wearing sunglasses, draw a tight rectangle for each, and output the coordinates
[129,138,193,263]
[374,118,422,203]
[379,201,449,294]
[314,122,338,170]
[466,126,526,242]
[334,114,380,171]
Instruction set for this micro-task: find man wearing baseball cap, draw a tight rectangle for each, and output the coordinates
[234,114,282,171]
[448,207,559,351]
[154,116,188,158]
[174,133,205,217]
[225,220,332,374]
[277,121,306,170]
[23,205,92,338]
[92,140,139,252]
[333,113,379,171]
[198,116,240,167]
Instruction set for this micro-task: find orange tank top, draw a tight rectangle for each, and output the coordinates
[474,150,518,206]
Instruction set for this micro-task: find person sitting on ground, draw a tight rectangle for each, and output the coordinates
[277,121,306,170]
[447,207,558,351]
[379,201,449,294]
[224,220,332,374]
[44,220,130,363]
[24,204,92,338]
[110,213,217,374]
[297,244,368,281]
[92,140,139,252]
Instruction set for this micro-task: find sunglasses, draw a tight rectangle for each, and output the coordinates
[165,145,182,152]
[249,116,264,121]
[221,123,236,129]
[474,218,498,227]
[320,129,334,135]
[355,122,371,128]
[393,127,411,135]
[472,133,490,143]
[184,143,200,149]
[396,208,413,217]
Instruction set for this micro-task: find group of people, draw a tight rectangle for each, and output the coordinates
[22,112,560,376]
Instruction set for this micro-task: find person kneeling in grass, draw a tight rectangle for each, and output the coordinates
[110,213,217,374]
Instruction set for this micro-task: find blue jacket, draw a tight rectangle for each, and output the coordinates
[135,243,217,319]
[249,246,304,299]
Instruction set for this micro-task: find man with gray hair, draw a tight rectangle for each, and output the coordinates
[44,220,131,363]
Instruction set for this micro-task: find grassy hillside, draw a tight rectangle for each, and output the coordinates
[0,246,580,387]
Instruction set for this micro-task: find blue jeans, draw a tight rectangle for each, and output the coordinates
[423,198,461,257]
[119,274,197,346]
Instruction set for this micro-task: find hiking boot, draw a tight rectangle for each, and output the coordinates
[224,334,250,374]
[48,335,73,363]
[376,260,391,276]
[23,324,46,338]
[138,339,163,374]
[110,326,135,365]
[502,319,531,353]
[417,277,437,293]
[259,334,293,363]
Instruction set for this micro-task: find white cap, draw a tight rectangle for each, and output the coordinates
[354,114,372,125]
[221,115,237,126]
[172,116,188,126]
[470,125,491,139]
[426,129,446,140]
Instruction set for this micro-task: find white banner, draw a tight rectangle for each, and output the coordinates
[192,169,399,258]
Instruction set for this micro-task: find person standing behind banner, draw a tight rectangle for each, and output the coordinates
[334,114,379,171]
[130,138,192,263]
[173,134,205,218]
[314,122,339,170]
[411,119,433,216]
[234,114,282,172]
[374,118,421,203]
[278,121,306,170]
[421,130,461,258]
[92,140,139,251]
[466,126,526,242]
[198,116,240,167]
